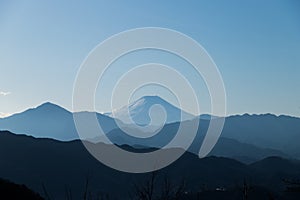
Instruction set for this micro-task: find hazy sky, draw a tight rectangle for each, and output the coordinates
[0,0,299,117]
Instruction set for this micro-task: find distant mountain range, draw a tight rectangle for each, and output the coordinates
[0,96,300,161]
[0,130,299,200]
[222,114,300,158]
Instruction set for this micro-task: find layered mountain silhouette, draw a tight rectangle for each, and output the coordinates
[0,130,299,200]
[105,119,289,163]
[0,96,300,160]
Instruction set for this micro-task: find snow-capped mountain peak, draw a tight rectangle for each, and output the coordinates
[109,96,194,126]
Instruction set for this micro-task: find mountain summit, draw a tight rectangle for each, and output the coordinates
[108,96,195,126]
[0,102,117,141]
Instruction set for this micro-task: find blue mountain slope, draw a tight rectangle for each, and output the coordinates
[221,114,300,158]
[0,98,299,160]
[104,118,289,163]
[0,102,117,141]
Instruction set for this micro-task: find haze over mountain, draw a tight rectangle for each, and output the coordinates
[0,102,118,141]
[0,97,300,160]
[221,114,300,158]
[105,119,289,163]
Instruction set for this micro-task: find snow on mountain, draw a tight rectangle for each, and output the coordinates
[108,96,195,126]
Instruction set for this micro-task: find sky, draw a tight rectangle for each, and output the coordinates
[0,0,300,117]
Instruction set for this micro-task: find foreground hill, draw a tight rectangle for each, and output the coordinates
[0,178,43,199]
[0,131,299,199]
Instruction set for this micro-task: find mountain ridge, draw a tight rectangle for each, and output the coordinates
[0,130,299,199]
[0,102,118,141]
[1,98,300,160]
[3,100,300,121]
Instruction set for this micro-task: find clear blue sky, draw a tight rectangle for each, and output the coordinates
[0,0,299,117]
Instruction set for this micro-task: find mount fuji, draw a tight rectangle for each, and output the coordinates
[107,96,195,126]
